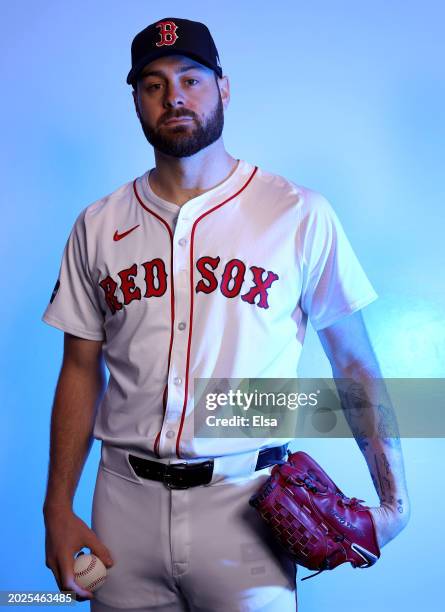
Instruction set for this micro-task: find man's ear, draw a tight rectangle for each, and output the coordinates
[132,88,141,119]
[218,75,230,111]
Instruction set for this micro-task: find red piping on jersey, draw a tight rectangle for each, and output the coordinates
[175,165,259,458]
[133,179,175,458]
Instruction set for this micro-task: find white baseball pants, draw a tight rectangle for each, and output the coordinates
[89,446,297,611]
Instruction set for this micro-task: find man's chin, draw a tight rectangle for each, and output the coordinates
[162,128,194,138]
[152,140,205,158]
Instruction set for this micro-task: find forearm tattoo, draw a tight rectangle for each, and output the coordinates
[337,380,408,513]
[376,403,401,447]
[338,381,401,448]
[374,452,393,503]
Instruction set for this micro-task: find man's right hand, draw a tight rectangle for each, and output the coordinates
[43,506,114,601]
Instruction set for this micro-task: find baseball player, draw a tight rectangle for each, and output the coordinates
[42,17,410,611]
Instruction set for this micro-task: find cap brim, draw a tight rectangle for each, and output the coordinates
[126,48,222,85]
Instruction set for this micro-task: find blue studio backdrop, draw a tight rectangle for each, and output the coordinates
[1,1,444,610]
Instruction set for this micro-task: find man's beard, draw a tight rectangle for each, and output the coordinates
[138,91,224,158]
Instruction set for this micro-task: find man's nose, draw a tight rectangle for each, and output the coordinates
[163,83,184,108]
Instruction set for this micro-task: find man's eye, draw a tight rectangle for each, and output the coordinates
[144,79,198,91]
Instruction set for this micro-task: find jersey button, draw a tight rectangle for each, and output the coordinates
[178,238,187,246]
[174,377,183,385]
[178,322,186,331]
[166,430,175,439]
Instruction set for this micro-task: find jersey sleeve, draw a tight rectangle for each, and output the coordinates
[298,191,378,331]
[41,211,105,340]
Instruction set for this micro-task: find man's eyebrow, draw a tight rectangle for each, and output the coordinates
[140,64,208,79]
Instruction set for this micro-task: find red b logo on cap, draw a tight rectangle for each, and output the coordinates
[156,21,178,47]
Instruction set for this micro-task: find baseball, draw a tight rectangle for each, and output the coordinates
[73,553,107,592]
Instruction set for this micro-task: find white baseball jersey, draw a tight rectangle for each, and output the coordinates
[42,158,377,459]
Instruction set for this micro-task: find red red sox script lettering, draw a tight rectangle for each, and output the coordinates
[99,257,279,315]
[155,21,179,47]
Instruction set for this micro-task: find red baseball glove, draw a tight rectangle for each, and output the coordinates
[249,451,380,580]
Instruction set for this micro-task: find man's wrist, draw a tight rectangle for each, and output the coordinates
[43,497,74,518]
[379,496,411,524]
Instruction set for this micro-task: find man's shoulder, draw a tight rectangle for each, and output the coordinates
[251,162,330,212]
[68,175,146,235]
[79,177,136,222]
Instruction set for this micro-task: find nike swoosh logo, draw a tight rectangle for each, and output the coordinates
[113,224,140,241]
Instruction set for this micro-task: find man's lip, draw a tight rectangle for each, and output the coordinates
[163,117,194,125]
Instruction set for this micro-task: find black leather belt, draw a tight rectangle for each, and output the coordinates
[128,444,288,489]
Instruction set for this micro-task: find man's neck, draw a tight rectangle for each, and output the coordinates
[149,141,238,207]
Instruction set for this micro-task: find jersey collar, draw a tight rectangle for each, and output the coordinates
[136,159,255,219]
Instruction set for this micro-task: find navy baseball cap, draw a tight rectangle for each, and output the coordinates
[126,17,223,86]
